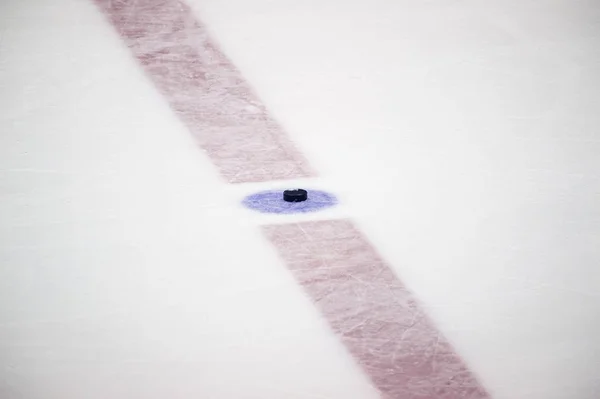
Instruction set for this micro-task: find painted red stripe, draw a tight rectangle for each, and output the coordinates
[93,1,491,396]
[263,220,490,399]
[93,0,313,183]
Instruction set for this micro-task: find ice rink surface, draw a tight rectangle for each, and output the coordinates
[1,0,600,398]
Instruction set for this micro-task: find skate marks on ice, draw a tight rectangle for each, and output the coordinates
[92,1,491,397]
[263,219,490,399]
[93,0,313,183]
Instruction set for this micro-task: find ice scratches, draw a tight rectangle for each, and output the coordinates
[93,0,313,183]
[264,220,490,399]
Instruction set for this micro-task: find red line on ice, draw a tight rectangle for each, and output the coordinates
[93,0,313,183]
[263,220,490,399]
[94,1,490,397]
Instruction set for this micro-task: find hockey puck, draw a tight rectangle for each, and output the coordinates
[283,189,308,202]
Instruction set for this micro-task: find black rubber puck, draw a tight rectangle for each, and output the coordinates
[283,189,308,202]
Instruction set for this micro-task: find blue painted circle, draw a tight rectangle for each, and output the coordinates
[242,189,337,214]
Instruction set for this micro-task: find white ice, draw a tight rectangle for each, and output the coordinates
[1,0,599,398]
